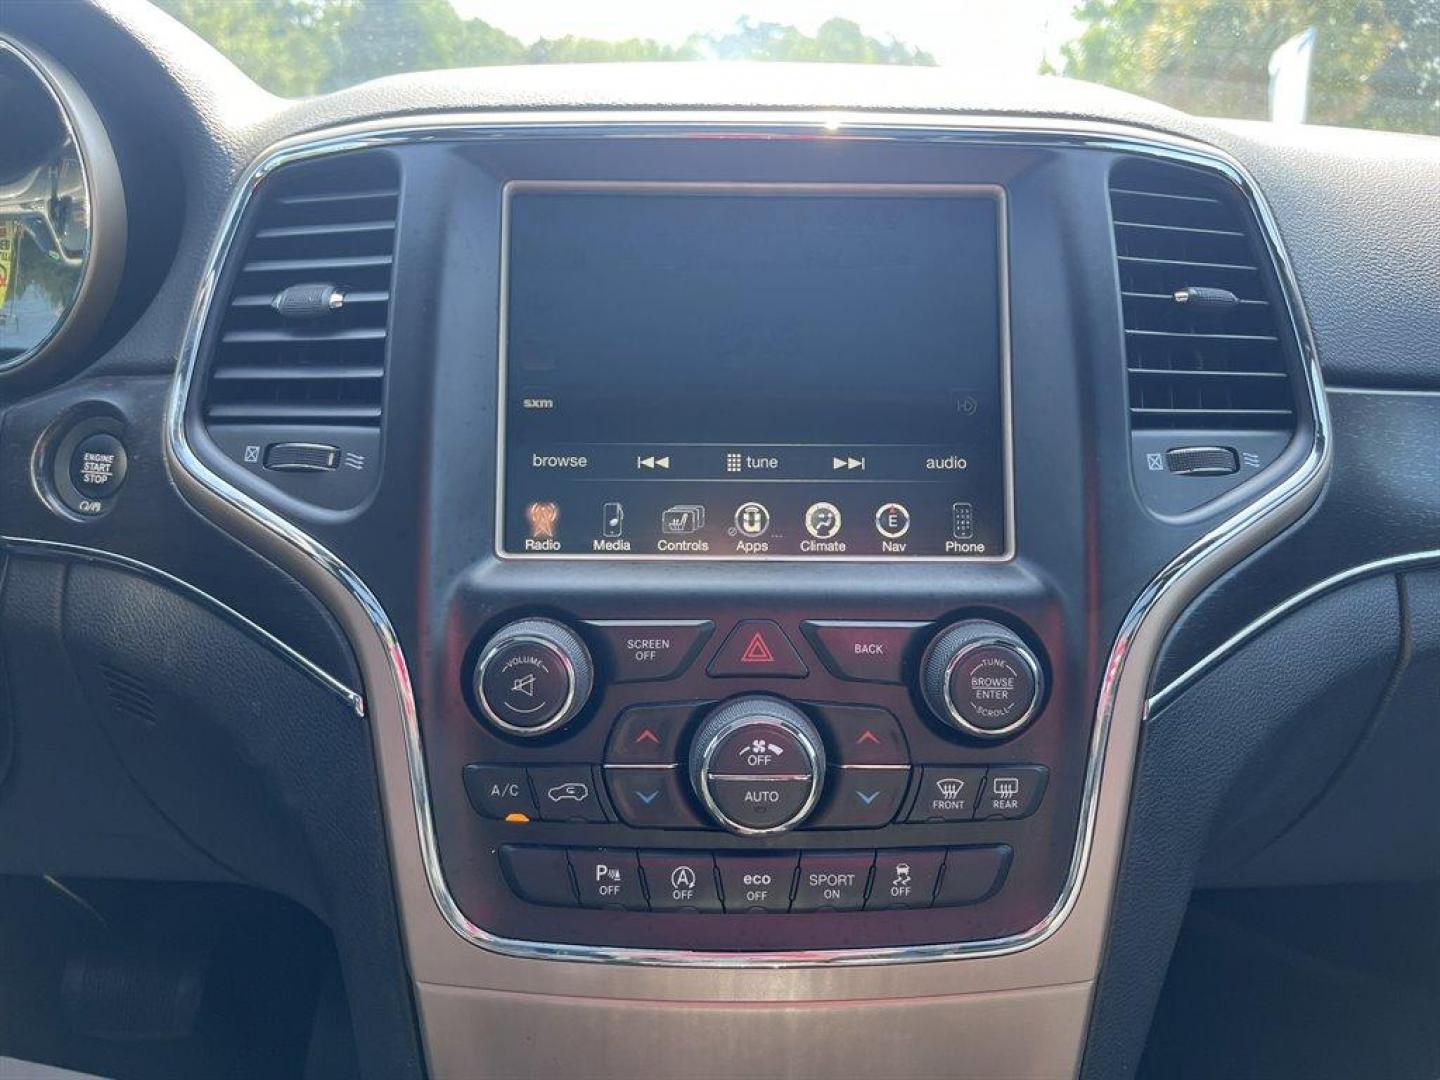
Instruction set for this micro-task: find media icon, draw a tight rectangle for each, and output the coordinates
[874,502,911,540]
[951,502,975,541]
[661,504,706,535]
[526,501,559,539]
[804,501,843,540]
[734,501,770,538]
[602,501,625,537]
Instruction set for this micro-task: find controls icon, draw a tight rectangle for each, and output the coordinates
[661,504,705,535]
[525,501,559,540]
[734,501,770,538]
[804,501,843,540]
[951,502,975,540]
[874,502,911,540]
[602,501,624,537]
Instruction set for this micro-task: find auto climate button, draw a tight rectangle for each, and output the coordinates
[689,696,825,835]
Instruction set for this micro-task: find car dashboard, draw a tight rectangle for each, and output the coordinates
[1,3,1438,1079]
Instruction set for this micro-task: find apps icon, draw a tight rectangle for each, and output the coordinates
[661,505,706,535]
[804,501,843,540]
[874,502,911,540]
[734,501,770,538]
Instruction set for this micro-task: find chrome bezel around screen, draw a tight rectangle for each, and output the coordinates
[494,180,1016,563]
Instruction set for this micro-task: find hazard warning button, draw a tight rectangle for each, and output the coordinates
[707,620,809,679]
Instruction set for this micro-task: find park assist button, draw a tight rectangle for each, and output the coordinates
[792,851,874,911]
[568,849,647,910]
[639,851,722,912]
[801,621,924,684]
[707,620,808,678]
[716,852,798,912]
[586,620,713,682]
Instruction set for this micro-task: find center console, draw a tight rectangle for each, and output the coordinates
[177,119,1318,971]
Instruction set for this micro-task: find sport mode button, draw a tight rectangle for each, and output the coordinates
[792,851,874,911]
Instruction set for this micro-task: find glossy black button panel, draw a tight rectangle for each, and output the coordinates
[463,764,537,820]
[808,767,911,829]
[975,765,1049,821]
[707,620,808,678]
[586,620,714,682]
[801,621,925,683]
[934,845,1013,907]
[604,766,706,828]
[500,846,1010,912]
[499,845,576,907]
[529,765,608,823]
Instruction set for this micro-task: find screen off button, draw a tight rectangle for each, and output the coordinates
[585,620,714,682]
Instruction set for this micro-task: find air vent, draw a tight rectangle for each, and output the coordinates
[203,151,398,430]
[1111,161,1295,431]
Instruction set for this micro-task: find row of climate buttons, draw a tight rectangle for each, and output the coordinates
[500,845,1012,913]
[464,762,1047,829]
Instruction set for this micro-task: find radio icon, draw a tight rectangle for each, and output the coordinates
[734,501,770,538]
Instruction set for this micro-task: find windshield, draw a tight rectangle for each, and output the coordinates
[155,1,1438,135]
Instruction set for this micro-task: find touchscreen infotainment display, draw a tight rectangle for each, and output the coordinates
[498,184,1010,559]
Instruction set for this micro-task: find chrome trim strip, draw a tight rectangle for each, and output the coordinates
[494,180,1015,563]
[1148,549,1440,713]
[165,110,1329,967]
[0,535,365,716]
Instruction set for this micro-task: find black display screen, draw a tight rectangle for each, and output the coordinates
[499,186,1009,559]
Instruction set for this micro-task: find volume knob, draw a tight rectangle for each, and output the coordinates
[473,618,593,737]
[921,621,1044,740]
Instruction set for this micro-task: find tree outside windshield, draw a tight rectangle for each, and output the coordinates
[155,1,1437,135]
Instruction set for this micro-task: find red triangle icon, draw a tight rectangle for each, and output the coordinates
[634,728,661,745]
[739,631,776,664]
[856,730,881,745]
